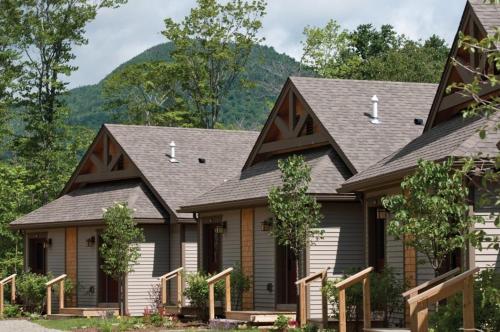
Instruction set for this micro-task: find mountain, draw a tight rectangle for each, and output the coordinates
[65,43,312,130]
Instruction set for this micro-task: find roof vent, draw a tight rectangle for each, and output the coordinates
[169,141,178,163]
[198,158,206,164]
[414,118,424,125]
[370,95,380,124]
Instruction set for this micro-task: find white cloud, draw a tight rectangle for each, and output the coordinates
[67,0,467,88]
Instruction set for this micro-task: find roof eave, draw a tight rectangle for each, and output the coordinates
[10,217,167,230]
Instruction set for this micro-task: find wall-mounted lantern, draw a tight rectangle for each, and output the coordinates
[260,219,273,232]
[376,208,387,220]
[86,236,96,247]
[43,238,52,248]
[214,222,227,234]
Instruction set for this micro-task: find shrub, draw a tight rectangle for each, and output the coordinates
[430,269,500,332]
[148,283,162,311]
[230,262,251,310]
[16,272,50,314]
[274,314,290,331]
[3,304,22,318]
[183,271,224,320]
[322,267,405,326]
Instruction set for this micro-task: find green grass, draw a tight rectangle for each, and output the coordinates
[34,317,144,331]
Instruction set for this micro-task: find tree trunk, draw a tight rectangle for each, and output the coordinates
[295,251,305,324]
[119,274,125,316]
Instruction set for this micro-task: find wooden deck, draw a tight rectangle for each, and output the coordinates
[48,307,119,319]
[225,310,295,323]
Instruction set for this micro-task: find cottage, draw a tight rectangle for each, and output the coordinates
[10,125,258,316]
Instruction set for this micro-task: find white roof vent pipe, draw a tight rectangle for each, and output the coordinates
[169,141,178,163]
[370,95,381,124]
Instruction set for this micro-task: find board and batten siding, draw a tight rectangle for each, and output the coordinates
[127,225,169,316]
[169,223,181,305]
[77,227,98,307]
[308,202,364,319]
[46,228,65,313]
[253,207,275,311]
[222,210,241,269]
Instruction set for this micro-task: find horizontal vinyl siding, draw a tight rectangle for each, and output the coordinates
[474,215,500,270]
[127,225,169,316]
[222,210,241,269]
[308,202,364,319]
[183,224,198,306]
[417,252,435,285]
[254,207,275,311]
[77,227,98,307]
[169,224,180,304]
[47,228,65,313]
[386,234,404,326]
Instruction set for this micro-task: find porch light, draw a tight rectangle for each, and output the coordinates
[376,208,387,220]
[260,219,273,232]
[214,222,227,234]
[44,238,52,248]
[86,236,96,247]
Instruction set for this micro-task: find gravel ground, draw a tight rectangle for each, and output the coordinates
[0,319,61,332]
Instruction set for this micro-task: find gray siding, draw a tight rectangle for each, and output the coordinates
[47,228,65,313]
[386,233,404,326]
[254,207,275,310]
[308,202,364,319]
[182,224,198,306]
[474,217,500,270]
[77,227,98,307]
[222,210,241,269]
[417,252,435,285]
[127,225,169,316]
[169,223,181,304]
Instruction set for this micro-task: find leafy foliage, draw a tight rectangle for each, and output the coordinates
[382,159,486,275]
[230,262,251,310]
[301,21,448,83]
[100,202,144,314]
[183,271,225,320]
[162,0,266,128]
[268,154,324,279]
[16,272,50,314]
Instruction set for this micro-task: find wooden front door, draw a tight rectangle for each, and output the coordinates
[28,238,47,275]
[276,245,297,305]
[98,236,119,303]
[368,207,386,272]
[203,223,222,274]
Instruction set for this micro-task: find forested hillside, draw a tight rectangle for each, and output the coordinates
[66,43,311,130]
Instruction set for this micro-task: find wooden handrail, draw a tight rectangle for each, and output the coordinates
[296,267,330,328]
[207,267,233,320]
[160,267,184,309]
[0,274,16,318]
[402,267,460,298]
[45,274,67,315]
[335,267,374,332]
[407,267,479,332]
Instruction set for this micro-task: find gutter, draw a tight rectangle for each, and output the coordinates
[9,218,167,230]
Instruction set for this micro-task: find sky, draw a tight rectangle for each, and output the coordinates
[68,0,467,89]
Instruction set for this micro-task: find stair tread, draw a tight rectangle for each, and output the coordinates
[364,329,411,332]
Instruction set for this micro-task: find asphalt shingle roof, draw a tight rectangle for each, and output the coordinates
[11,180,167,227]
[470,0,500,35]
[182,147,351,210]
[289,77,437,173]
[342,115,500,190]
[106,125,259,218]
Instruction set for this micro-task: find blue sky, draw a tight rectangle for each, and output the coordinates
[68,0,467,88]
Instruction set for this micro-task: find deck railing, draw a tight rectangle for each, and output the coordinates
[207,267,233,320]
[160,267,184,309]
[45,274,67,315]
[0,274,16,317]
[295,267,330,327]
[334,267,374,332]
[407,267,479,332]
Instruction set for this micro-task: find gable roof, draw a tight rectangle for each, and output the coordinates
[180,147,354,212]
[287,77,437,173]
[470,0,500,35]
[341,114,500,192]
[105,124,259,219]
[11,180,167,228]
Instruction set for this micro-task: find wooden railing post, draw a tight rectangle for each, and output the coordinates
[59,279,65,310]
[209,283,215,320]
[225,274,231,313]
[463,274,474,330]
[46,285,52,315]
[321,270,328,329]
[295,267,331,328]
[338,288,347,332]
[45,274,67,315]
[0,283,4,318]
[362,276,371,329]
[177,273,183,309]
[206,267,234,321]
[0,274,17,317]
[161,277,167,305]
[11,275,15,304]
[159,267,184,309]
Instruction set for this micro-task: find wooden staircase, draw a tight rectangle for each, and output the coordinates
[48,307,119,319]
[225,310,295,324]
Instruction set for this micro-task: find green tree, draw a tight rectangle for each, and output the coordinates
[382,159,486,276]
[267,155,323,321]
[102,61,193,126]
[301,21,448,83]
[162,0,266,128]
[100,202,144,315]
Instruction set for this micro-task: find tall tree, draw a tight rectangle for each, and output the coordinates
[267,155,323,322]
[162,0,266,128]
[301,21,448,83]
[102,61,192,127]
[100,202,144,315]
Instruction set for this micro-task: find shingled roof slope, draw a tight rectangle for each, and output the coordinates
[106,125,259,218]
[181,147,352,211]
[341,115,500,191]
[289,77,437,173]
[11,180,167,228]
[470,0,500,35]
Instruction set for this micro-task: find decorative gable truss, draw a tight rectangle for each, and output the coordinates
[246,84,330,166]
[64,129,140,193]
[429,3,500,128]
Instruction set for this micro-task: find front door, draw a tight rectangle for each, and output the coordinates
[98,236,119,303]
[368,207,386,272]
[28,238,47,274]
[276,245,297,305]
[203,223,222,274]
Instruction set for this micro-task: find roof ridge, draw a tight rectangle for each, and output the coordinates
[289,76,438,86]
[104,123,260,134]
